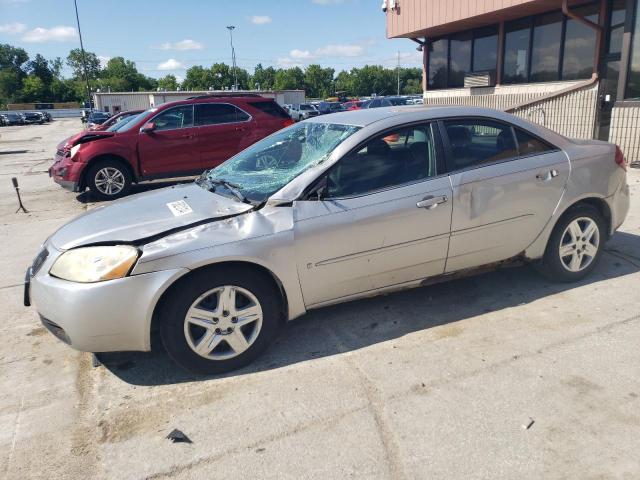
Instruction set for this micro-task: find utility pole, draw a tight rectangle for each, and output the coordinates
[74,0,92,111]
[226,26,238,91]
[397,50,401,95]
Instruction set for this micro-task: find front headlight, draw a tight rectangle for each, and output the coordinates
[70,144,81,158]
[50,246,139,283]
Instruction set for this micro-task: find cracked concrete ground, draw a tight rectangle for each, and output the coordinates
[1,119,639,479]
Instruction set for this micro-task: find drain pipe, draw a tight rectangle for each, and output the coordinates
[562,0,604,74]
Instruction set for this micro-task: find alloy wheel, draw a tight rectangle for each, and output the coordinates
[183,285,263,360]
[558,217,600,273]
[94,167,125,195]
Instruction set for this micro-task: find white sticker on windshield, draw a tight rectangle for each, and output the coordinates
[167,200,193,216]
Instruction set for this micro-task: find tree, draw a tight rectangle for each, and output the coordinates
[251,63,276,90]
[21,75,46,101]
[274,67,304,90]
[183,65,214,90]
[66,48,101,80]
[0,44,29,71]
[157,74,178,91]
[304,64,335,98]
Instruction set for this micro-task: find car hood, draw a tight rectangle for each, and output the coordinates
[56,131,115,151]
[49,183,254,250]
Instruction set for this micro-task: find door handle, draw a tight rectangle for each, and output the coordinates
[416,195,448,210]
[181,133,195,139]
[536,169,558,181]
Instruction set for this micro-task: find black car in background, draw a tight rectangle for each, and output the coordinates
[22,111,45,124]
[317,101,345,115]
[0,112,24,126]
[86,111,111,129]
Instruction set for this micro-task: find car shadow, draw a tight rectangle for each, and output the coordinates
[75,178,196,204]
[97,231,640,386]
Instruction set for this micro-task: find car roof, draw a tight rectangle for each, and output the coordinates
[304,105,517,127]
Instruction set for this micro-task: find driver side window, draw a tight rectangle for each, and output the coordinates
[153,105,194,131]
[326,123,437,198]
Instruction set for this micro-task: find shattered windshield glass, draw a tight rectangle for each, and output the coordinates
[200,122,360,203]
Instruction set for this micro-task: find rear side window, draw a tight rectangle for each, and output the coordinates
[443,119,518,170]
[195,103,249,126]
[515,128,555,156]
[250,100,290,119]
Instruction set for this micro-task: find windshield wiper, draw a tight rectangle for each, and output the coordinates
[208,178,254,205]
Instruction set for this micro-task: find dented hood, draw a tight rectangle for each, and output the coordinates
[49,183,254,250]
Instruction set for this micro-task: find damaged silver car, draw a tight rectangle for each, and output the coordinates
[25,106,630,373]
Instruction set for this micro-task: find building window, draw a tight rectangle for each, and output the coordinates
[503,18,532,84]
[473,25,499,72]
[448,32,472,88]
[562,3,599,80]
[530,12,563,82]
[628,0,640,98]
[428,39,448,89]
[608,0,627,55]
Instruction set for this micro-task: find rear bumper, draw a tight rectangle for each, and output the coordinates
[609,177,630,234]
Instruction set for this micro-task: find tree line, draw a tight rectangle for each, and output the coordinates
[0,43,422,108]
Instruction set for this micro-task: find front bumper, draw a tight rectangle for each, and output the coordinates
[50,154,83,192]
[27,247,188,352]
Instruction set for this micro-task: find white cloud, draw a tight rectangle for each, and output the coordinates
[251,15,272,25]
[154,39,203,51]
[277,57,304,68]
[290,49,313,59]
[22,25,77,42]
[157,58,185,70]
[316,44,364,57]
[97,55,111,68]
[0,22,26,34]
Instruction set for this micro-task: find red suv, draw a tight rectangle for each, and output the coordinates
[50,94,294,200]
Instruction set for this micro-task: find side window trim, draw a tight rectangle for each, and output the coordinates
[195,102,253,127]
[302,121,445,201]
[146,105,194,132]
[513,126,560,159]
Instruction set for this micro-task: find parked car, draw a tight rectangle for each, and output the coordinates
[361,97,393,109]
[86,111,111,129]
[385,96,409,106]
[317,101,344,114]
[342,100,363,111]
[22,111,45,124]
[89,109,144,131]
[27,106,629,374]
[37,111,53,122]
[288,103,319,121]
[0,112,24,126]
[49,94,294,200]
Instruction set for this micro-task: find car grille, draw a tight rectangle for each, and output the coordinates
[31,247,49,275]
[56,149,65,157]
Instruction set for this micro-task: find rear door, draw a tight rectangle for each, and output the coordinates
[195,103,253,169]
[138,104,199,177]
[441,118,569,272]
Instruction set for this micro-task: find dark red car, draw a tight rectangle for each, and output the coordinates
[89,109,144,131]
[50,94,293,200]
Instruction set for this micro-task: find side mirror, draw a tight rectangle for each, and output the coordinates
[140,121,156,133]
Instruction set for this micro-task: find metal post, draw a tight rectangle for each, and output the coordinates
[73,0,92,111]
[397,50,401,95]
[227,26,238,91]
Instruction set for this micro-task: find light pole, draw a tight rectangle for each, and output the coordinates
[73,0,92,111]
[226,25,238,91]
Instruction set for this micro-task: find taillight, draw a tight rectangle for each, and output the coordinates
[614,145,627,171]
[283,118,294,127]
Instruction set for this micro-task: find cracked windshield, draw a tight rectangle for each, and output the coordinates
[200,122,360,203]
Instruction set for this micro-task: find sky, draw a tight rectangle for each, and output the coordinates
[0,0,422,82]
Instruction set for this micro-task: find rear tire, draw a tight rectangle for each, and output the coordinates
[86,159,132,200]
[537,204,606,282]
[159,267,282,375]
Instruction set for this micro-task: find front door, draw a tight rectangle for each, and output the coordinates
[195,103,253,169]
[138,104,199,177]
[294,123,453,307]
[441,118,569,272]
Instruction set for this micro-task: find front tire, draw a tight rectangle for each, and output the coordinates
[538,204,606,282]
[86,159,132,200]
[159,268,282,374]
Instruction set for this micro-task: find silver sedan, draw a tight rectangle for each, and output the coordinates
[26,106,630,374]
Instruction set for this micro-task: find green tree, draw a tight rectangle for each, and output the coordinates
[0,44,29,71]
[21,75,46,101]
[183,65,214,90]
[274,67,304,90]
[157,74,178,91]
[251,63,276,90]
[66,48,102,80]
[304,64,335,98]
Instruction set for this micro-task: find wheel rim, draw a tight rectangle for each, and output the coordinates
[94,167,125,195]
[183,285,263,361]
[559,217,600,273]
